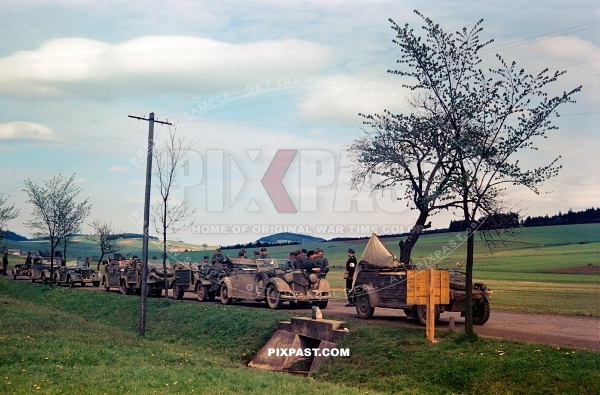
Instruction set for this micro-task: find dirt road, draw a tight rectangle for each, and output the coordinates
[7,275,599,351]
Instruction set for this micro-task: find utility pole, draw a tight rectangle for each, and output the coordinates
[128,112,172,336]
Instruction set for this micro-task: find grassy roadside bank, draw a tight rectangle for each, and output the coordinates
[1,280,599,394]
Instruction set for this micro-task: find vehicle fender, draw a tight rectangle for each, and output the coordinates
[357,284,380,307]
[316,279,331,293]
[221,277,233,295]
[266,277,293,294]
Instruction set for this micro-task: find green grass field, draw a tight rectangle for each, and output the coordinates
[0,281,598,395]
[3,224,599,316]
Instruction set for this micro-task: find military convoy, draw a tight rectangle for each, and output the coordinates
[351,234,491,325]
[102,257,172,296]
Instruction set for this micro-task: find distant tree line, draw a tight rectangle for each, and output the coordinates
[522,207,600,227]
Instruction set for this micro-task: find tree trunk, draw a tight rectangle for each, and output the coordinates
[163,224,168,299]
[97,252,105,271]
[398,211,430,266]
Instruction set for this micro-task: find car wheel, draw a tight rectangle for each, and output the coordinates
[355,294,374,319]
[266,285,282,310]
[196,285,207,302]
[170,285,183,300]
[68,277,75,288]
[220,284,232,305]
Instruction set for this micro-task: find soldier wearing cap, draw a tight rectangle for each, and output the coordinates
[212,248,225,264]
[302,250,319,271]
[259,247,270,259]
[345,248,357,306]
[238,249,247,258]
[297,248,308,267]
[315,248,329,278]
[203,256,209,264]
[289,250,299,269]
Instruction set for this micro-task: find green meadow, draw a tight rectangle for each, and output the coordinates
[0,281,598,395]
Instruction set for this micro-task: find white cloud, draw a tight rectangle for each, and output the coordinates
[73,178,87,184]
[0,122,56,141]
[0,36,333,98]
[108,166,128,173]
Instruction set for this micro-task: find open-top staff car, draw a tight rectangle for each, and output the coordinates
[53,261,102,287]
[103,257,173,296]
[351,234,491,325]
[220,258,331,309]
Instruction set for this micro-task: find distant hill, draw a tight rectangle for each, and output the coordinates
[1,230,28,242]
[258,232,325,244]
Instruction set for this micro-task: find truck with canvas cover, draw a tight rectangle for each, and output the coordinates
[220,258,330,309]
[352,234,491,325]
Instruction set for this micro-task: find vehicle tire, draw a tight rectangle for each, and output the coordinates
[68,277,75,288]
[93,281,100,287]
[403,307,418,320]
[254,273,268,296]
[473,299,490,325]
[266,285,282,310]
[172,285,184,299]
[42,274,48,284]
[119,280,128,295]
[416,305,441,326]
[220,284,232,305]
[196,285,207,302]
[313,300,328,309]
[355,294,374,319]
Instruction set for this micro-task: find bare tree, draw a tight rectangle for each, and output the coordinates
[24,174,91,280]
[387,11,580,332]
[152,126,195,296]
[0,193,20,240]
[59,197,91,264]
[87,218,124,270]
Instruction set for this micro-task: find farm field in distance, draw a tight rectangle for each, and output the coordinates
[3,223,599,316]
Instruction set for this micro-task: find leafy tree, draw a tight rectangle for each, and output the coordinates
[24,174,91,280]
[152,126,195,297]
[388,11,580,332]
[87,218,124,270]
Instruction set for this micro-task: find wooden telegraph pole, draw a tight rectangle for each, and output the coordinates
[426,268,436,342]
[128,112,172,336]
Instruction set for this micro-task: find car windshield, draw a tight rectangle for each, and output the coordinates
[256,259,291,270]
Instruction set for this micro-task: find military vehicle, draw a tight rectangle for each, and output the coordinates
[352,234,491,325]
[102,257,173,296]
[220,258,331,309]
[12,263,32,280]
[53,261,102,287]
[171,261,229,301]
[29,257,56,283]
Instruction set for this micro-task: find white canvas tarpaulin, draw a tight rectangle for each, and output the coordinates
[352,233,401,287]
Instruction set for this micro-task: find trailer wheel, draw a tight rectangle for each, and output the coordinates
[355,294,374,319]
[416,305,440,326]
[473,299,490,325]
[220,284,232,305]
[119,280,128,295]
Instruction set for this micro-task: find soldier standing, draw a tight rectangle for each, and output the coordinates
[84,257,90,268]
[24,251,32,266]
[316,248,329,278]
[345,248,357,306]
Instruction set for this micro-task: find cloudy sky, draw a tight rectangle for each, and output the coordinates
[1,0,598,246]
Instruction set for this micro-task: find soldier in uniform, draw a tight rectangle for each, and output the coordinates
[259,247,270,259]
[345,248,357,306]
[212,248,224,264]
[1,250,8,275]
[316,248,329,278]
[253,250,260,259]
[238,249,247,258]
[24,251,32,266]
[297,248,308,267]
[288,251,298,269]
[203,256,209,264]
[302,250,319,271]
[84,257,90,268]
